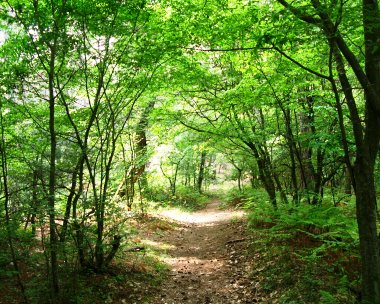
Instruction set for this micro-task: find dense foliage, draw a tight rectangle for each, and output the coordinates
[0,0,379,303]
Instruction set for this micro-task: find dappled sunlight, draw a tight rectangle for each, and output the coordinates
[159,201,245,225]
[140,239,176,251]
[164,256,225,274]
[148,199,252,303]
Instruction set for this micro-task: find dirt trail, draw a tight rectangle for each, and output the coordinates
[150,200,254,304]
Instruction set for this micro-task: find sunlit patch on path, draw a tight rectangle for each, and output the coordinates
[159,200,246,225]
[149,200,253,304]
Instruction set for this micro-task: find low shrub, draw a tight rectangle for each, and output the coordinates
[145,185,208,211]
[248,199,358,249]
[144,186,172,204]
[246,196,360,303]
[169,185,208,210]
[222,187,269,209]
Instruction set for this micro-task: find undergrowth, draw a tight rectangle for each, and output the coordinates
[231,188,360,303]
[70,215,175,304]
[145,185,208,211]
[0,214,173,304]
[221,187,269,209]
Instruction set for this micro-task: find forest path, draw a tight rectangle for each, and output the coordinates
[149,199,254,304]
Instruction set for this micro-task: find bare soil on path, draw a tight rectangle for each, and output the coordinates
[149,200,255,304]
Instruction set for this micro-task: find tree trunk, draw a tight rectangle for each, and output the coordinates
[357,1,380,300]
[246,142,277,209]
[31,169,39,237]
[197,151,207,193]
[0,101,28,303]
[354,150,380,302]
[48,48,59,297]
[172,162,180,196]
[73,158,85,267]
[333,40,380,303]
[298,96,319,204]
[230,159,243,191]
[344,166,352,195]
[237,168,242,191]
[60,161,80,243]
[283,109,299,204]
[275,1,380,300]
[329,1,380,301]
[134,100,156,189]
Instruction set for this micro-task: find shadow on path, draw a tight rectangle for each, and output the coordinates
[149,199,254,304]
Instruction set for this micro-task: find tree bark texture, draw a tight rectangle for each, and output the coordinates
[276,1,380,301]
[197,151,207,193]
